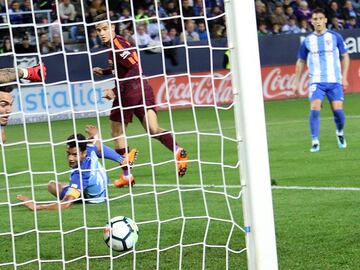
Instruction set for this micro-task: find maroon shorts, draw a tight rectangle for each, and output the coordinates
[109,79,156,124]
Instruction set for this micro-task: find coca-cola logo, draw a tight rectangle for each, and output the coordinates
[153,73,233,108]
[263,68,309,99]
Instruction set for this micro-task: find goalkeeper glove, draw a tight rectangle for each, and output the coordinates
[23,63,47,82]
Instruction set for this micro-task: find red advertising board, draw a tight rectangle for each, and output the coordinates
[147,70,232,109]
[147,59,360,107]
[261,59,360,100]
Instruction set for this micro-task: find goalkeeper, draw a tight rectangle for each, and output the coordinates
[17,125,137,211]
[0,90,13,143]
[92,14,188,188]
[0,64,46,143]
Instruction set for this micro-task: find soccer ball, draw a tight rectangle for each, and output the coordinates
[103,216,139,252]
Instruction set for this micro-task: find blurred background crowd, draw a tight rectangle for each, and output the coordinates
[0,0,227,55]
[256,0,360,35]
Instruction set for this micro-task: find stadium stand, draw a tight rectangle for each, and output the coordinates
[255,0,360,35]
[0,0,227,54]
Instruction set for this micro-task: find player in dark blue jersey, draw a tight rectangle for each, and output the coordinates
[17,126,137,210]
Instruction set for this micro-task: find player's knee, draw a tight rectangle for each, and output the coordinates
[111,130,124,140]
[111,126,123,137]
[332,102,343,110]
[47,180,56,192]
[149,127,159,135]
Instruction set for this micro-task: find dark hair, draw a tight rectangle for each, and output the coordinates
[94,13,108,22]
[67,133,87,152]
[1,36,11,51]
[312,8,326,17]
[0,85,15,93]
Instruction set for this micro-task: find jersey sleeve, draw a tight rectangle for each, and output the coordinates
[298,40,308,61]
[86,145,98,155]
[335,33,347,55]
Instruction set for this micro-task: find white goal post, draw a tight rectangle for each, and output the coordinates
[225,0,278,269]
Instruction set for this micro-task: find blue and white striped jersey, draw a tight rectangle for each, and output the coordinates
[298,30,347,84]
[67,145,108,203]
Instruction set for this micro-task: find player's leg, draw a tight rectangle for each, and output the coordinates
[110,120,136,187]
[84,124,136,165]
[328,83,346,148]
[139,108,188,177]
[47,180,68,199]
[308,84,325,152]
[109,96,137,188]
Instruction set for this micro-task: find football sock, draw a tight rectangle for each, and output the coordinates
[116,147,130,176]
[333,109,345,134]
[309,110,320,140]
[101,144,124,163]
[154,131,176,152]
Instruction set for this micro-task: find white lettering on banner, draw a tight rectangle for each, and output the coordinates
[8,82,114,125]
[263,68,309,99]
[345,36,360,54]
[155,73,233,108]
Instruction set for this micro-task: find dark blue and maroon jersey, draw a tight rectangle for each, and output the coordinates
[105,35,140,82]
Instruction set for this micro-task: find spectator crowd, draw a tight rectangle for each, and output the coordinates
[0,0,228,56]
[256,0,360,36]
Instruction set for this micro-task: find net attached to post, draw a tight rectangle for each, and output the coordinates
[0,1,249,269]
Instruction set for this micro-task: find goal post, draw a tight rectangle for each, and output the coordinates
[225,0,278,269]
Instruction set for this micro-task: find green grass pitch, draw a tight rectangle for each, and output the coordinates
[1,94,360,269]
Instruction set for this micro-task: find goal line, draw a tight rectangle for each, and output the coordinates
[2,183,360,192]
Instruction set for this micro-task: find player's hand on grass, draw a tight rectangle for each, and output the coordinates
[93,67,103,76]
[102,89,115,100]
[85,125,99,140]
[16,195,34,211]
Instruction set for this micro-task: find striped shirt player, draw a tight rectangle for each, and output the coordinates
[93,16,189,188]
[299,31,346,85]
[294,8,350,152]
[17,128,138,211]
[17,132,127,211]
[60,144,108,204]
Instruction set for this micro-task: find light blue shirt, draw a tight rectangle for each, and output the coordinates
[298,30,347,84]
[68,145,108,203]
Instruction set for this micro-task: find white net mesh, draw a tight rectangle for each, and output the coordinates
[0,0,247,269]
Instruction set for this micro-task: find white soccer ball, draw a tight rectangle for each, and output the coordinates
[103,216,139,252]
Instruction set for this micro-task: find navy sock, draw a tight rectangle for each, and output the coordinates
[309,110,320,140]
[333,109,345,133]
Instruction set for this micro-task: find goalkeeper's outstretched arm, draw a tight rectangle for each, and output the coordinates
[0,68,21,83]
[0,64,47,83]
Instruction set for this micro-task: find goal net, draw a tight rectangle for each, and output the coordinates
[0,0,276,269]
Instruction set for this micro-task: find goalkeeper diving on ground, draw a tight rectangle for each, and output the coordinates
[16,125,137,211]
